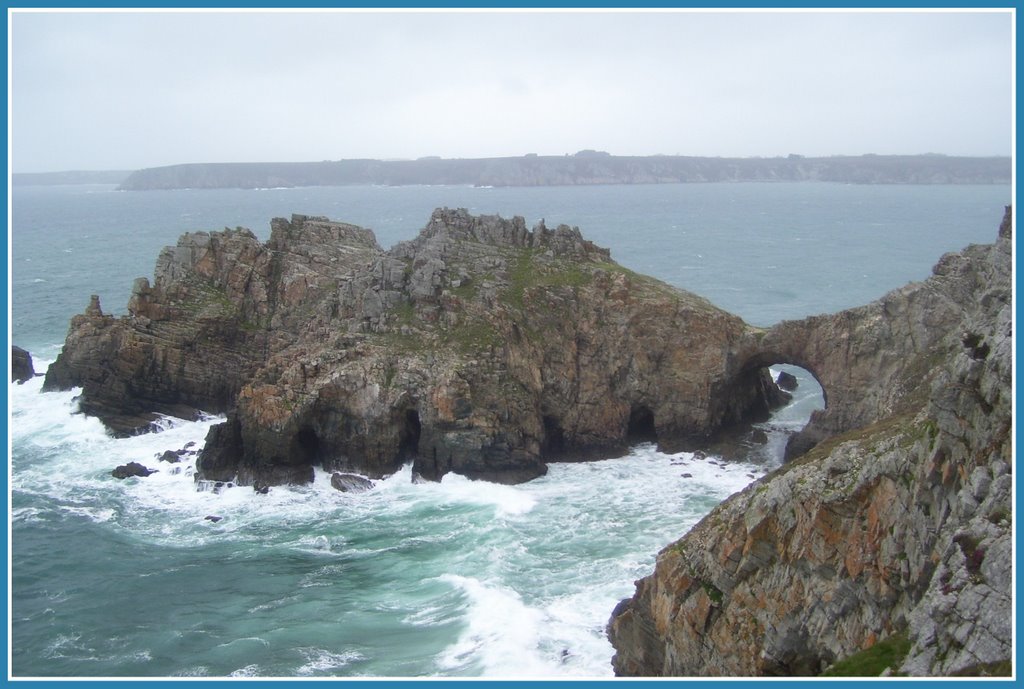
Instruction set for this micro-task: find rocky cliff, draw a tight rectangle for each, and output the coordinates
[607,208,1013,677]
[44,208,783,486]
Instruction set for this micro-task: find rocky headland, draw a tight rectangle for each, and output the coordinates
[607,208,1012,676]
[43,206,1013,676]
[43,208,786,486]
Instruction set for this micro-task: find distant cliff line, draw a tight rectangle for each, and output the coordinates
[13,170,132,186]
[117,154,1010,190]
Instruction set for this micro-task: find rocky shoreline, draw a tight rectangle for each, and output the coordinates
[39,205,1012,677]
[607,208,1012,676]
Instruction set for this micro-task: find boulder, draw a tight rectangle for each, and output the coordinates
[157,450,183,463]
[111,462,156,479]
[330,473,374,493]
[775,370,798,391]
[11,346,34,383]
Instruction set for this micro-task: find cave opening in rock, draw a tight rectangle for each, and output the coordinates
[399,409,421,461]
[295,426,321,465]
[541,415,567,458]
[627,405,658,444]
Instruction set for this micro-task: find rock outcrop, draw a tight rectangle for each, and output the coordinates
[607,208,1012,677]
[11,346,35,383]
[775,370,798,392]
[111,462,157,479]
[330,473,375,493]
[44,209,784,486]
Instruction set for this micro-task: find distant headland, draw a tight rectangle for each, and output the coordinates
[13,153,1009,190]
[88,153,1012,191]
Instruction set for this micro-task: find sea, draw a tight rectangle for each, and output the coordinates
[8,181,1010,678]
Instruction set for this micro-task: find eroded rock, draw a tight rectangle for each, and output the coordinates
[775,370,798,391]
[111,462,156,479]
[11,346,35,383]
[330,473,374,493]
[607,208,1013,677]
[44,208,777,486]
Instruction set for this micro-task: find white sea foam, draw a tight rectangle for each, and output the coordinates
[229,664,262,677]
[295,647,363,675]
[431,472,537,518]
[11,354,816,678]
[435,574,552,677]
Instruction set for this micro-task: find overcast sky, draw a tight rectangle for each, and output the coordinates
[10,9,1014,173]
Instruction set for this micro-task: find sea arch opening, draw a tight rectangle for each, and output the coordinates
[736,355,827,465]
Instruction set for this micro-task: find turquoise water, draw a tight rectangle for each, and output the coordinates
[9,182,1009,677]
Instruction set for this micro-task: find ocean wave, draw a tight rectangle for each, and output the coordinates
[435,574,552,676]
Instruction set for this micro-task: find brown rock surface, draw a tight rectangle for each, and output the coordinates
[607,207,1012,677]
[44,209,782,485]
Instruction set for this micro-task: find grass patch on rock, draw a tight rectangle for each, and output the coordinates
[821,632,911,677]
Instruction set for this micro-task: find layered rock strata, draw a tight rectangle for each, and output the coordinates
[45,209,783,485]
[607,208,1012,676]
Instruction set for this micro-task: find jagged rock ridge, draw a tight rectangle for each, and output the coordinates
[44,208,784,485]
[607,208,1012,677]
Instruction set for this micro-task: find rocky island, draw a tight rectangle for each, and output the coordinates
[43,206,1012,676]
[43,208,787,485]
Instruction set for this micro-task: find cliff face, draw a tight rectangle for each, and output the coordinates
[607,209,1012,676]
[44,209,778,486]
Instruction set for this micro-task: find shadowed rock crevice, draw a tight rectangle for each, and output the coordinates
[293,427,322,466]
[626,405,657,444]
[398,409,422,462]
[541,414,568,458]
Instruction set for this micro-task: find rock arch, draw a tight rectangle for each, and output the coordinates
[734,351,828,410]
[729,257,983,460]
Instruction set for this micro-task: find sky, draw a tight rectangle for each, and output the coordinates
[9,9,1014,173]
